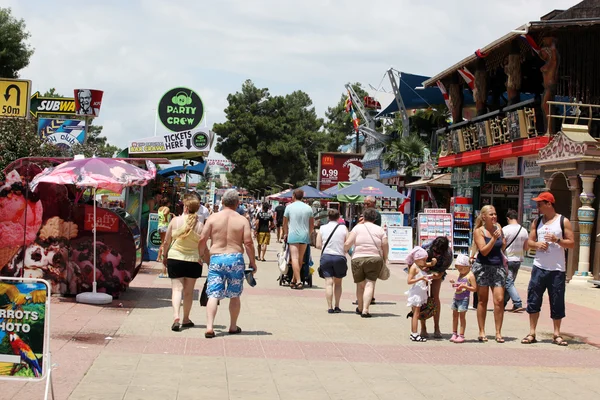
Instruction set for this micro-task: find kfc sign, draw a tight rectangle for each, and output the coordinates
[319,152,363,190]
[74,89,104,117]
[84,206,119,232]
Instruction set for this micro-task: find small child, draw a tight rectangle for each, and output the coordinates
[405,247,436,342]
[448,254,477,343]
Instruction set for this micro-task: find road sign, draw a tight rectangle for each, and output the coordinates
[29,92,75,118]
[0,78,31,118]
[158,87,204,132]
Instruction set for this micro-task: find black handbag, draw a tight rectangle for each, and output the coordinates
[199,280,208,306]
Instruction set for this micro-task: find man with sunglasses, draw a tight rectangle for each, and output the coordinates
[522,192,574,346]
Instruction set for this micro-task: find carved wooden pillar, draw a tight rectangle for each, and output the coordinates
[474,59,487,116]
[448,73,464,123]
[540,37,559,134]
[505,40,522,106]
[567,175,581,279]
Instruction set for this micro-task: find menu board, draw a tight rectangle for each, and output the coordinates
[387,225,413,264]
[417,212,453,246]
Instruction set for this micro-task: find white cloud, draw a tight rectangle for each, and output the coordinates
[5,0,580,151]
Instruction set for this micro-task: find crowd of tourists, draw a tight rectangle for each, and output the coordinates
[155,185,573,346]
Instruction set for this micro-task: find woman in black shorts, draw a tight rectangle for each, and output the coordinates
[163,194,206,331]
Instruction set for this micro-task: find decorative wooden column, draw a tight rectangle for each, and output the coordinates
[567,175,581,279]
[574,175,596,279]
[540,37,559,134]
[448,73,464,123]
[474,59,487,116]
[505,40,522,106]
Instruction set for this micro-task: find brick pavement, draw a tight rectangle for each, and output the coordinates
[3,241,600,399]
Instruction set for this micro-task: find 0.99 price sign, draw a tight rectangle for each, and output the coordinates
[319,152,363,190]
[321,169,338,179]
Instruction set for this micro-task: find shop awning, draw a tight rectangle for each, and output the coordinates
[362,147,384,169]
[405,173,452,188]
[438,137,550,168]
[158,163,206,178]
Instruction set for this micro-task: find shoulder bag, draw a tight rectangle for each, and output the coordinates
[364,224,390,281]
[317,223,342,278]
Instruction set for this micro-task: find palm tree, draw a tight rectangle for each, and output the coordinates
[383,134,427,176]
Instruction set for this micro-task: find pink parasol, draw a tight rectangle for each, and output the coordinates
[29,157,156,305]
[30,157,156,193]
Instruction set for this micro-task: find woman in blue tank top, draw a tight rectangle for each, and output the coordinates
[471,205,507,343]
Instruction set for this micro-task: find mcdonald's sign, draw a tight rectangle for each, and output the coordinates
[318,152,363,190]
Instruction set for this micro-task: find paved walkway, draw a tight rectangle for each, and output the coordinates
[4,240,600,399]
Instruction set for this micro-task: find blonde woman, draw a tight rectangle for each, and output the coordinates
[471,205,507,343]
[163,194,205,331]
[156,198,172,277]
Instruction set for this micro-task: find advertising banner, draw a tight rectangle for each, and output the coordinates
[319,152,363,191]
[381,211,403,231]
[0,277,49,380]
[206,158,235,172]
[388,225,412,264]
[38,118,85,149]
[0,168,141,298]
[29,92,75,118]
[519,155,540,177]
[158,87,204,132]
[146,213,160,261]
[501,157,519,178]
[129,128,214,159]
[74,89,103,117]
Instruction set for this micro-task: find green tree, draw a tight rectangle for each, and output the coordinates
[383,134,427,176]
[0,117,65,179]
[214,80,323,189]
[0,7,34,78]
[323,83,369,152]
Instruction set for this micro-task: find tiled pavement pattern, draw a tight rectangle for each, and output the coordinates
[3,242,600,399]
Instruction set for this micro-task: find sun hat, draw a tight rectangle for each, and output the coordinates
[455,254,470,267]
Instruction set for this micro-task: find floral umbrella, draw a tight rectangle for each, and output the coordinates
[29,157,156,304]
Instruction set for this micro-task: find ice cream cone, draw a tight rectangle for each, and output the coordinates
[0,246,21,270]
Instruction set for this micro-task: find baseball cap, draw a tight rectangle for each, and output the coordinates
[532,192,555,204]
[455,254,471,267]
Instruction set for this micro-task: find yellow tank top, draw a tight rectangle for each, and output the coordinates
[169,221,201,262]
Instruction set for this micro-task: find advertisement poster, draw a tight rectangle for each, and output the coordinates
[74,89,103,117]
[38,118,86,149]
[417,212,453,247]
[0,167,140,297]
[319,152,363,191]
[0,278,49,380]
[388,225,412,264]
[380,212,403,231]
[129,128,213,159]
[158,87,205,132]
[29,91,75,118]
[146,213,160,261]
[502,157,519,178]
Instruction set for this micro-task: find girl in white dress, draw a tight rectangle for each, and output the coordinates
[405,247,436,342]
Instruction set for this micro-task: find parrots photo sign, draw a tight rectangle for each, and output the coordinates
[0,278,49,380]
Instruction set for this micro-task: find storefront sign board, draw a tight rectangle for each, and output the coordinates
[519,155,540,177]
[501,157,519,178]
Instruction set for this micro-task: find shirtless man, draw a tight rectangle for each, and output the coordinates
[198,189,257,338]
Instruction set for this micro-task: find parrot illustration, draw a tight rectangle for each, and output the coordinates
[8,332,42,378]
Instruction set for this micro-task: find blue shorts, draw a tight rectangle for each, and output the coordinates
[526,266,566,319]
[451,297,470,312]
[207,253,245,299]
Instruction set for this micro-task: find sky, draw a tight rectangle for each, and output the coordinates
[5,0,581,158]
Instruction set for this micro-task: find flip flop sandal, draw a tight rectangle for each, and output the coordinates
[171,320,180,332]
[521,334,537,344]
[355,307,362,315]
[410,334,427,342]
[433,332,443,339]
[181,321,194,328]
[552,335,568,346]
[495,337,505,343]
[328,309,335,314]
[478,336,488,342]
[361,313,372,318]
[333,307,342,313]
[228,327,242,335]
[205,331,216,339]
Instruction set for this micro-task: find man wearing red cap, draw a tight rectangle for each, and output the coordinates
[522,192,574,346]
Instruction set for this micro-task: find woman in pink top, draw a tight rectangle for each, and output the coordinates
[344,208,388,318]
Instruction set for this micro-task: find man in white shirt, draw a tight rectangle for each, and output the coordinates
[502,210,529,312]
[522,192,574,347]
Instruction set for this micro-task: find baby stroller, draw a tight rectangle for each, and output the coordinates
[277,241,313,288]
